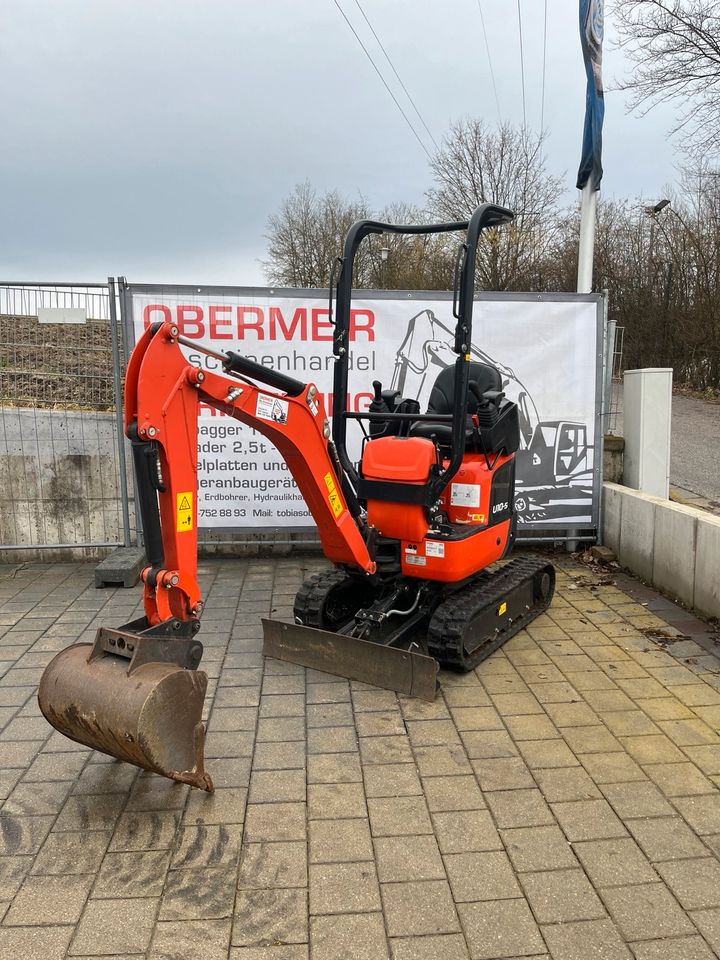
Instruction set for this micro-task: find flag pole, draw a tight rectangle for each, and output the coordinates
[577,176,597,293]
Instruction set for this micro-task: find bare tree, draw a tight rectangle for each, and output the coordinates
[612,0,720,154]
[264,181,371,288]
[265,189,455,290]
[426,120,565,290]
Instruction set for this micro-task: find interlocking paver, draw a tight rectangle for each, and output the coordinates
[471,756,535,791]
[484,788,554,828]
[422,774,485,811]
[149,918,231,960]
[521,867,606,923]
[309,818,373,863]
[458,898,545,959]
[444,850,521,902]
[599,780,674,819]
[533,765,601,802]
[390,933,470,960]
[311,912,388,960]
[233,888,308,946]
[540,918,632,959]
[572,837,658,886]
[5,555,720,959]
[308,781,367,819]
[0,926,74,960]
[367,795,433,836]
[627,815,710,861]
[93,849,170,898]
[502,824,579,872]
[160,865,237,920]
[601,882,695,940]
[630,936,717,960]
[363,763,422,798]
[309,861,381,914]
[70,897,158,955]
[238,841,307,888]
[432,809,502,854]
[381,879,459,936]
[5,873,93,924]
[551,798,627,841]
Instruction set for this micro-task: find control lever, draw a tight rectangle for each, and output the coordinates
[469,381,504,430]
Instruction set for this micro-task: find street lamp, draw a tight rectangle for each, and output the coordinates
[380,247,389,288]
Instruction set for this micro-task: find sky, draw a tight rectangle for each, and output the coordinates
[1,0,682,285]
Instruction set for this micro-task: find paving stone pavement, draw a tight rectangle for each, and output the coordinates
[1,553,720,959]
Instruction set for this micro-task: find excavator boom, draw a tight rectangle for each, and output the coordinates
[38,320,375,790]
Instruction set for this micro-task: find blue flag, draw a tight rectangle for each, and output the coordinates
[577,0,604,190]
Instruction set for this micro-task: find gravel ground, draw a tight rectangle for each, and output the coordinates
[610,383,720,502]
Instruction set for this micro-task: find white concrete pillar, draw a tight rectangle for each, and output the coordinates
[623,368,672,499]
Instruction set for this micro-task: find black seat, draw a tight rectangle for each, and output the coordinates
[411,362,520,453]
[411,363,502,448]
[427,363,502,416]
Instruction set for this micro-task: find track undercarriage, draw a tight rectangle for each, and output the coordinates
[262,555,555,700]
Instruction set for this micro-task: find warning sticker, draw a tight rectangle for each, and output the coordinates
[256,393,289,425]
[176,492,193,532]
[498,602,507,616]
[450,483,481,508]
[323,472,344,518]
[425,541,445,558]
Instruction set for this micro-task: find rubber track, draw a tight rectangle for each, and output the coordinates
[293,570,352,629]
[427,556,554,671]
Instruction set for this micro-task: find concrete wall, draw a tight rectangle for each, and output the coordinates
[603,481,720,620]
[0,407,132,561]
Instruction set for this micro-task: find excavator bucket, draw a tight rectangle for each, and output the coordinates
[262,618,439,701]
[38,629,213,792]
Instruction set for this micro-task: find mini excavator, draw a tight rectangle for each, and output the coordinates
[38,203,555,791]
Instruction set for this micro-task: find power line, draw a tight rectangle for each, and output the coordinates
[517,0,527,129]
[541,0,548,133]
[476,0,501,122]
[352,0,440,152]
[331,0,433,161]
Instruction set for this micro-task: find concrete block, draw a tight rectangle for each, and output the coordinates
[603,435,624,484]
[618,487,657,583]
[602,482,623,555]
[694,513,720,620]
[652,501,697,607]
[95,547,146,588]
[591,545,615,563]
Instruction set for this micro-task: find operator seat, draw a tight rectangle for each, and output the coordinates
[411,361,520,453]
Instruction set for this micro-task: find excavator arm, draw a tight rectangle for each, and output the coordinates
[126,319,375,627]
[38,319,374,793]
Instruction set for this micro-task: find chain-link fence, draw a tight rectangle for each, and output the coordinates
[0,282,131,556]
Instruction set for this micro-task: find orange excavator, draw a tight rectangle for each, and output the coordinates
[38,204,555,791]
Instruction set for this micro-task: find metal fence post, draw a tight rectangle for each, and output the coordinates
[108,278,131,547]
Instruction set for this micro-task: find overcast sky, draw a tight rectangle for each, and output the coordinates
[1,0,681,285]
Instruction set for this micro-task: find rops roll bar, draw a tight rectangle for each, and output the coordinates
[330,202,514,507]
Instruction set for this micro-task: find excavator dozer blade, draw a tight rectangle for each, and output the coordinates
[38,642,213,792]
[262,618,439,702]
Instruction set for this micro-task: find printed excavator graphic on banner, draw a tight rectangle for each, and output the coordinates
[391,309,593,523]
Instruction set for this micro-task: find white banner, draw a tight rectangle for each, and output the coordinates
[129,290,601,531]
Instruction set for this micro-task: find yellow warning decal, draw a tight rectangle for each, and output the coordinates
[176,492,193,532]
[323,472,344,519]
[465,354,471,361]
[498,601,507,617]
